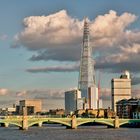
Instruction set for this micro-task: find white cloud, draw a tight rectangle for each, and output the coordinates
[16,90,27,97]
[90,10,137,47]
[0,88,8,95]
[13,10,140,77]
[15,10,82,50]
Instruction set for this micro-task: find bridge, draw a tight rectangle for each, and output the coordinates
[0,115,140,130]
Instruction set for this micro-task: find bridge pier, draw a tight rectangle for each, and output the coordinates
[114,116,119,128]
[21,107,28,130]
[38,122,42,127]
[71,115,77,129]
[4,123,9,128]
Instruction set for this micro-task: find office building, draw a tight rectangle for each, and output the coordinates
[88,86,98,109]
[111,71,131,112]
[19,99,42,115]
[65,89,82,114]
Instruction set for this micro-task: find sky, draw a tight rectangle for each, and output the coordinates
[1,0,140,109]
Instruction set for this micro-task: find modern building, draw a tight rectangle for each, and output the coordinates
[111,71,131,112]
[116,98,140,119]
[65,89,82,114]
[18,99,42,115]
[78,18,99,109]
[88,86,98,109]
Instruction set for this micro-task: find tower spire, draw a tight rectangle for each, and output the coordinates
[78,18,95,99]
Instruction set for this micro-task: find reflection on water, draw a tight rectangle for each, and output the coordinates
[0,124,140,140]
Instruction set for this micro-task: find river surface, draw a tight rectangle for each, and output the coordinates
[0,125,140,140]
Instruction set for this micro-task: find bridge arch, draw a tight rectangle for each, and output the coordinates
[95,120,114,127]
[8,122,22,127]
[120,121,129,126]
[28,120,71,128]
[77,120,114,127]
[0,121,22,127]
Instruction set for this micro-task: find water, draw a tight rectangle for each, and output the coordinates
[0,125,140,140]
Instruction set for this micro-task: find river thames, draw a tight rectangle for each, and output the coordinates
[0,125,140,140]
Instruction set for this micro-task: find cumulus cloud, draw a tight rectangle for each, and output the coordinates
[18,10,82,47]
[13,10,140,77]
[90,10,136,47]
[13,10,82,62]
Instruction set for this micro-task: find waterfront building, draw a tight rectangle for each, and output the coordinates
[0,107,16,115]
[111,71,131,112]
[116,98,140,118]
[18,99,42,115]
[65,89,82,114]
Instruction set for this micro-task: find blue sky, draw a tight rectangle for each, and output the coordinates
[0,0,140,109]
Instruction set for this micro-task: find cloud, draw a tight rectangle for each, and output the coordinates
[90,10,136,47]
[0,88,65,109]
[16,89,64,99]
[95,43,140,73]
[13,10,82,62]
[13,10,140,75]
[16,90,27,97]
[26,63,79,73]
[0,88,8,95]
[15,89,65,109]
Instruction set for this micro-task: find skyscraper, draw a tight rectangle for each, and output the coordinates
[78,18,96,108]
[65,18,101,112]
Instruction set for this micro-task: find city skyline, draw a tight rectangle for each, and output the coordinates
[0,0,140,109]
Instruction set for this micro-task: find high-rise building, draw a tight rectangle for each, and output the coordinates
[88,86,98,109]
[78,18,95,98]
[65,89,82,114]
[78,18,99,109]
[65,19,103,112]
[111,71,131,112]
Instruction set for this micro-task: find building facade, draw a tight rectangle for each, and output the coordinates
[111,71,131,112]
[19,99,42,115]
[65,89,82,114]
[88,86,98,109]
[116,98,140,119]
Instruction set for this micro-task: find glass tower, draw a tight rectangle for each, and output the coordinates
[78,18,95,99]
